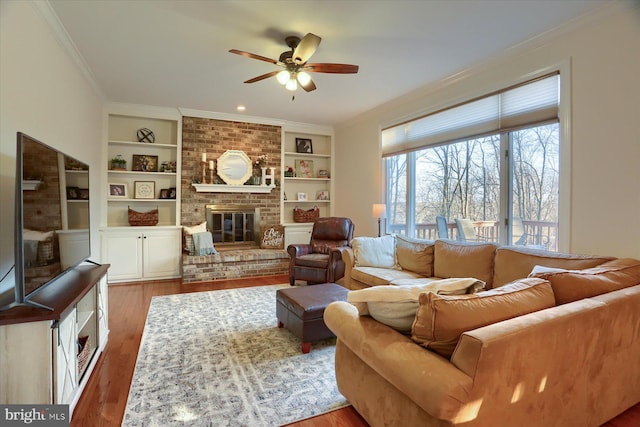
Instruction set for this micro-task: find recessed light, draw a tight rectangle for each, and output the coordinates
[236,105,246,111]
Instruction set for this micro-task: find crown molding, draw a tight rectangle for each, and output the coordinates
[33,1,105,100]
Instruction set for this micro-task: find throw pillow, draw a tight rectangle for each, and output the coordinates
[183,221,207,255]
[529,258,640,305]
[347,278,485,333]
[434,240,498,287]
[395,235,435,276]
[351,235,395,268]
[411,277,555,358]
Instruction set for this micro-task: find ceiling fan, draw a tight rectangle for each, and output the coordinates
[229,33,359,92]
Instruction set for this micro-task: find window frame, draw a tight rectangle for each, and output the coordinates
[382,63,571,251]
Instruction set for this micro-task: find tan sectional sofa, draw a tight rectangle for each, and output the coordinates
[325,237,640,427]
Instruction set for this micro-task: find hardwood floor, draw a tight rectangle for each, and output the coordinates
[71,276,639,427]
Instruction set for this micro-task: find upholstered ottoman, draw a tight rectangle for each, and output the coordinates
[276,283,349,353]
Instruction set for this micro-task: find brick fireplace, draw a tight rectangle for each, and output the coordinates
[180,117,288,282]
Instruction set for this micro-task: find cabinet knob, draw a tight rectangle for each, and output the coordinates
[143,235,147,239]
[137,236,141,239]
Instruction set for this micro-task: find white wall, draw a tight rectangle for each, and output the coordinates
[0,1,104,293]
[334,3,640,258]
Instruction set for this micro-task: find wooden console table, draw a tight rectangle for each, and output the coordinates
[0,263,109,417]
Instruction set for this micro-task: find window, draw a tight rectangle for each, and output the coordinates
[384,74,560,251]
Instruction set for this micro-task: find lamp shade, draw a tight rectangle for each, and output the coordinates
[297,71,312,86]
[285,78,298,91]
[372,203,387,219]
[276,70,290,85]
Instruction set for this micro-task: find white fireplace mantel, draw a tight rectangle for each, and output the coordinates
[191,183,276,193]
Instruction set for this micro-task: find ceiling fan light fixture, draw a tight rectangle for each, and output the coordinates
[285,78,298,91]
[297,71,311,86]
[276,70,290,85]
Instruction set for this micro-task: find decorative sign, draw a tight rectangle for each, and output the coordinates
[261,225,285,249]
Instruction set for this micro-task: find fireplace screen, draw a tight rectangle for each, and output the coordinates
[206,205,260,245]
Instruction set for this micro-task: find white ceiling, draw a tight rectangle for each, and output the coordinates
[48,0,608,126]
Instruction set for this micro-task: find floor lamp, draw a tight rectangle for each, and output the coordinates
[372,204,387,237]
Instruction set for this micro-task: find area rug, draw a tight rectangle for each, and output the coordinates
[122,284,349,427]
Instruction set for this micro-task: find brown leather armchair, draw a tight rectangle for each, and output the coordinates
[287,217,354,286]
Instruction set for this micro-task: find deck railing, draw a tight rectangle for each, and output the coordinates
[389,220,558,251]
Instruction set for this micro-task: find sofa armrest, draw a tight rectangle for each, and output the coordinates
[324,301,473,421]
[449,297,616,426]
[337,247,355,289]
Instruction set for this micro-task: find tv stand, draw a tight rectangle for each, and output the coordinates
[0,263,109,417]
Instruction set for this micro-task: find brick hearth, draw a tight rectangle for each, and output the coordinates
[182,249,289,283]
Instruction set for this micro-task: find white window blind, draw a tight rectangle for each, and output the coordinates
[382,73,559,157]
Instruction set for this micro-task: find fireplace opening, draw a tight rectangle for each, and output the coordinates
[206,204,260,247]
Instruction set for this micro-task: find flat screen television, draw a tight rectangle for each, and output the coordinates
[0,132,92,311]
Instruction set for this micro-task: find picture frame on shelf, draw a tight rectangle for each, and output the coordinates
[169,187,177,199]
[297,192,308,201]
[66,186,79,200]
[316,190,330,201]
[159,188,171,199]
[134,181,155,199]
[295,138,313,154]
[132,154,159,172]
[108,183,128,199]
[295,159,313,178]
[78,188,89,200]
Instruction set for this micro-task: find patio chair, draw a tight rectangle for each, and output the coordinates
[511,216,527,246]
[436,216,449,239]
[455,218,489,242]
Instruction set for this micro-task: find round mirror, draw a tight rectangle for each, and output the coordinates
[217,150,253,185]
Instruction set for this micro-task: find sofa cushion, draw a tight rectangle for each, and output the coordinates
[347,278,485,333]
[395,235,435,276]
[529,258,640,305]
[434,240,498,287]
[352,235,395,268]
[351,266,422,287]
[493,246,614,287]
[183,221,207,255]
[411,277,555,358]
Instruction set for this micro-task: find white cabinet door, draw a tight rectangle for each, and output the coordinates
[101,231,143,281]
[142,229,181,279]
[54,308,77,405]
[285,224,313,246]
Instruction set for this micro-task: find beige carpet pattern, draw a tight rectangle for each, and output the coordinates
[123,284,348,426]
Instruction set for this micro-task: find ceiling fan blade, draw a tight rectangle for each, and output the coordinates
[229,49,278,65]
[244,70,279,84]
[300,77,317,92]
[306,63,359,74]
[292,33,321,64]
